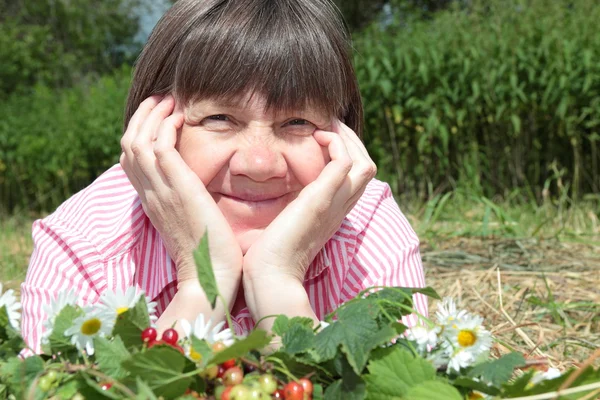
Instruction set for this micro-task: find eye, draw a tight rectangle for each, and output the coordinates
[286,118,311,126]
[206,114,229,121]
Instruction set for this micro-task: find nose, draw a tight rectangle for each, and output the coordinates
[229,140,287,182]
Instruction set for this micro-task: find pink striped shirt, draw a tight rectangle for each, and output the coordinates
[21,164,427,353]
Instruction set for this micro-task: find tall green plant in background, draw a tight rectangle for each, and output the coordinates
[0,0,144,96]
[0,67,132,212]
[2,0,600,213]
[356,0,600,200]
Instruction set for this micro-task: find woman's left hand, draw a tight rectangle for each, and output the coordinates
[243,119,377,283]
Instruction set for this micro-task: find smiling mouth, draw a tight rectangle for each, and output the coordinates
[220,192,287,205]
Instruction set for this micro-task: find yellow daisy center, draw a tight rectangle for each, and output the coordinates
[457,329,477,347]
[469,392,485,399]
[81,318,102,335]
[116,307,129,315]
[190,348,202,361]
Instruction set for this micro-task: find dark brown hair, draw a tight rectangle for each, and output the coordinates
[124,0,363,137]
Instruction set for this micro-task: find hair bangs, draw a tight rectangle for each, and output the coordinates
[174,0,349,118]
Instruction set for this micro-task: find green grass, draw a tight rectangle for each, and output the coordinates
[0,214,34,290]
[405,189,600,246]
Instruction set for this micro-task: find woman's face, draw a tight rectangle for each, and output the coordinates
[176,93,331,254]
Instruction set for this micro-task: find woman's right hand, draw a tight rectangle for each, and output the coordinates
[119,95,243,287]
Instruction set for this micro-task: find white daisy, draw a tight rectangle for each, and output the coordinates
[64,306,114,355]
[440,314,492,373]
[446,348,476,373]
[445,314,492,355]
[0,283,21,330]
[98,287,158,322]
[435,297,468,327]
[181,314,234,347]
[530,367,561,385]
[406,325,440,354]
[41,289,79,344]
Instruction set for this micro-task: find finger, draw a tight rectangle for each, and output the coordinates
[121,95,163,152]
[130,96,176,181]
[153,113,194,187]
[311,130,353,197]
[333,119,370,160]
[338,128,377,186]
[119,152,148,207]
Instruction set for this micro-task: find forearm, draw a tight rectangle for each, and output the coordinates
[243,270,319,332]
[156,269,240,334]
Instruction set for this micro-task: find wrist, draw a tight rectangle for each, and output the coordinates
[243,273,317,331]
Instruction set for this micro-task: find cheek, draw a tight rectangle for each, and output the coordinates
[284,138,329,186]
[176,126,230,185]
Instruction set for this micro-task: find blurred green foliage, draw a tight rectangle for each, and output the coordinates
[2,0,600,212]
[0,68,132,212]
[0,0,143,96]
[356,0,600,200]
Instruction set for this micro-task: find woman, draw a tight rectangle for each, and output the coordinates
[21,0,427,353]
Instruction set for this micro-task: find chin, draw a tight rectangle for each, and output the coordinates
[236,228,265,255]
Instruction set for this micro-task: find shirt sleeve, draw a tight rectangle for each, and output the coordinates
[342,185,428,327]
[21,217,106,353]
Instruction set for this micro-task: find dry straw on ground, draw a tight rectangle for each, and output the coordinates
[423,237,600,370]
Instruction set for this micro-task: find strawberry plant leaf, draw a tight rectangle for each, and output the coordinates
[194,232,218,309]
[272,315,290,336]
[190,336,213,366]
[314,301,397,374]
[282,323,315,354]
[453,376,500,396]
[135,377,158,400]
[122,345,192,398]
[209,330,271,365]
[273,315,314,337]
[411,286,441,300]
[0,355,44,399]
[325,378,366,400]
[0,307,24,357]
[501,369,535,397]
[94,336,130,380]
[43,304,81,355]
[468,352,525,387]
[364,346,436,399]
[404,380,463,399]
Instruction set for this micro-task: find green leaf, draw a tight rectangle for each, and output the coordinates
[194,232,218,309]
[269,351,334,379]
[44,304,82,355]
[313,383,324,400]
[468,352,526,387]
[404,380,463,400]
[94,336,131,379]
[0,306,25,357]
[314,301,397,374]
[453,376,500,396]
[272,315,290,336]
[0,355,45,398]
[135,377,159,400]
[209,330,272,365]
[364,346,436,399]
[325,378,366,400]
[53,378,80,399]
[111,296,150,351]
[123,345,192,399]
[190,336,213,366]
[411,287,441,300]
[272,315,313,337]
[282,323,315,355]
[78,371,122,399]
[501,369,535,397]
